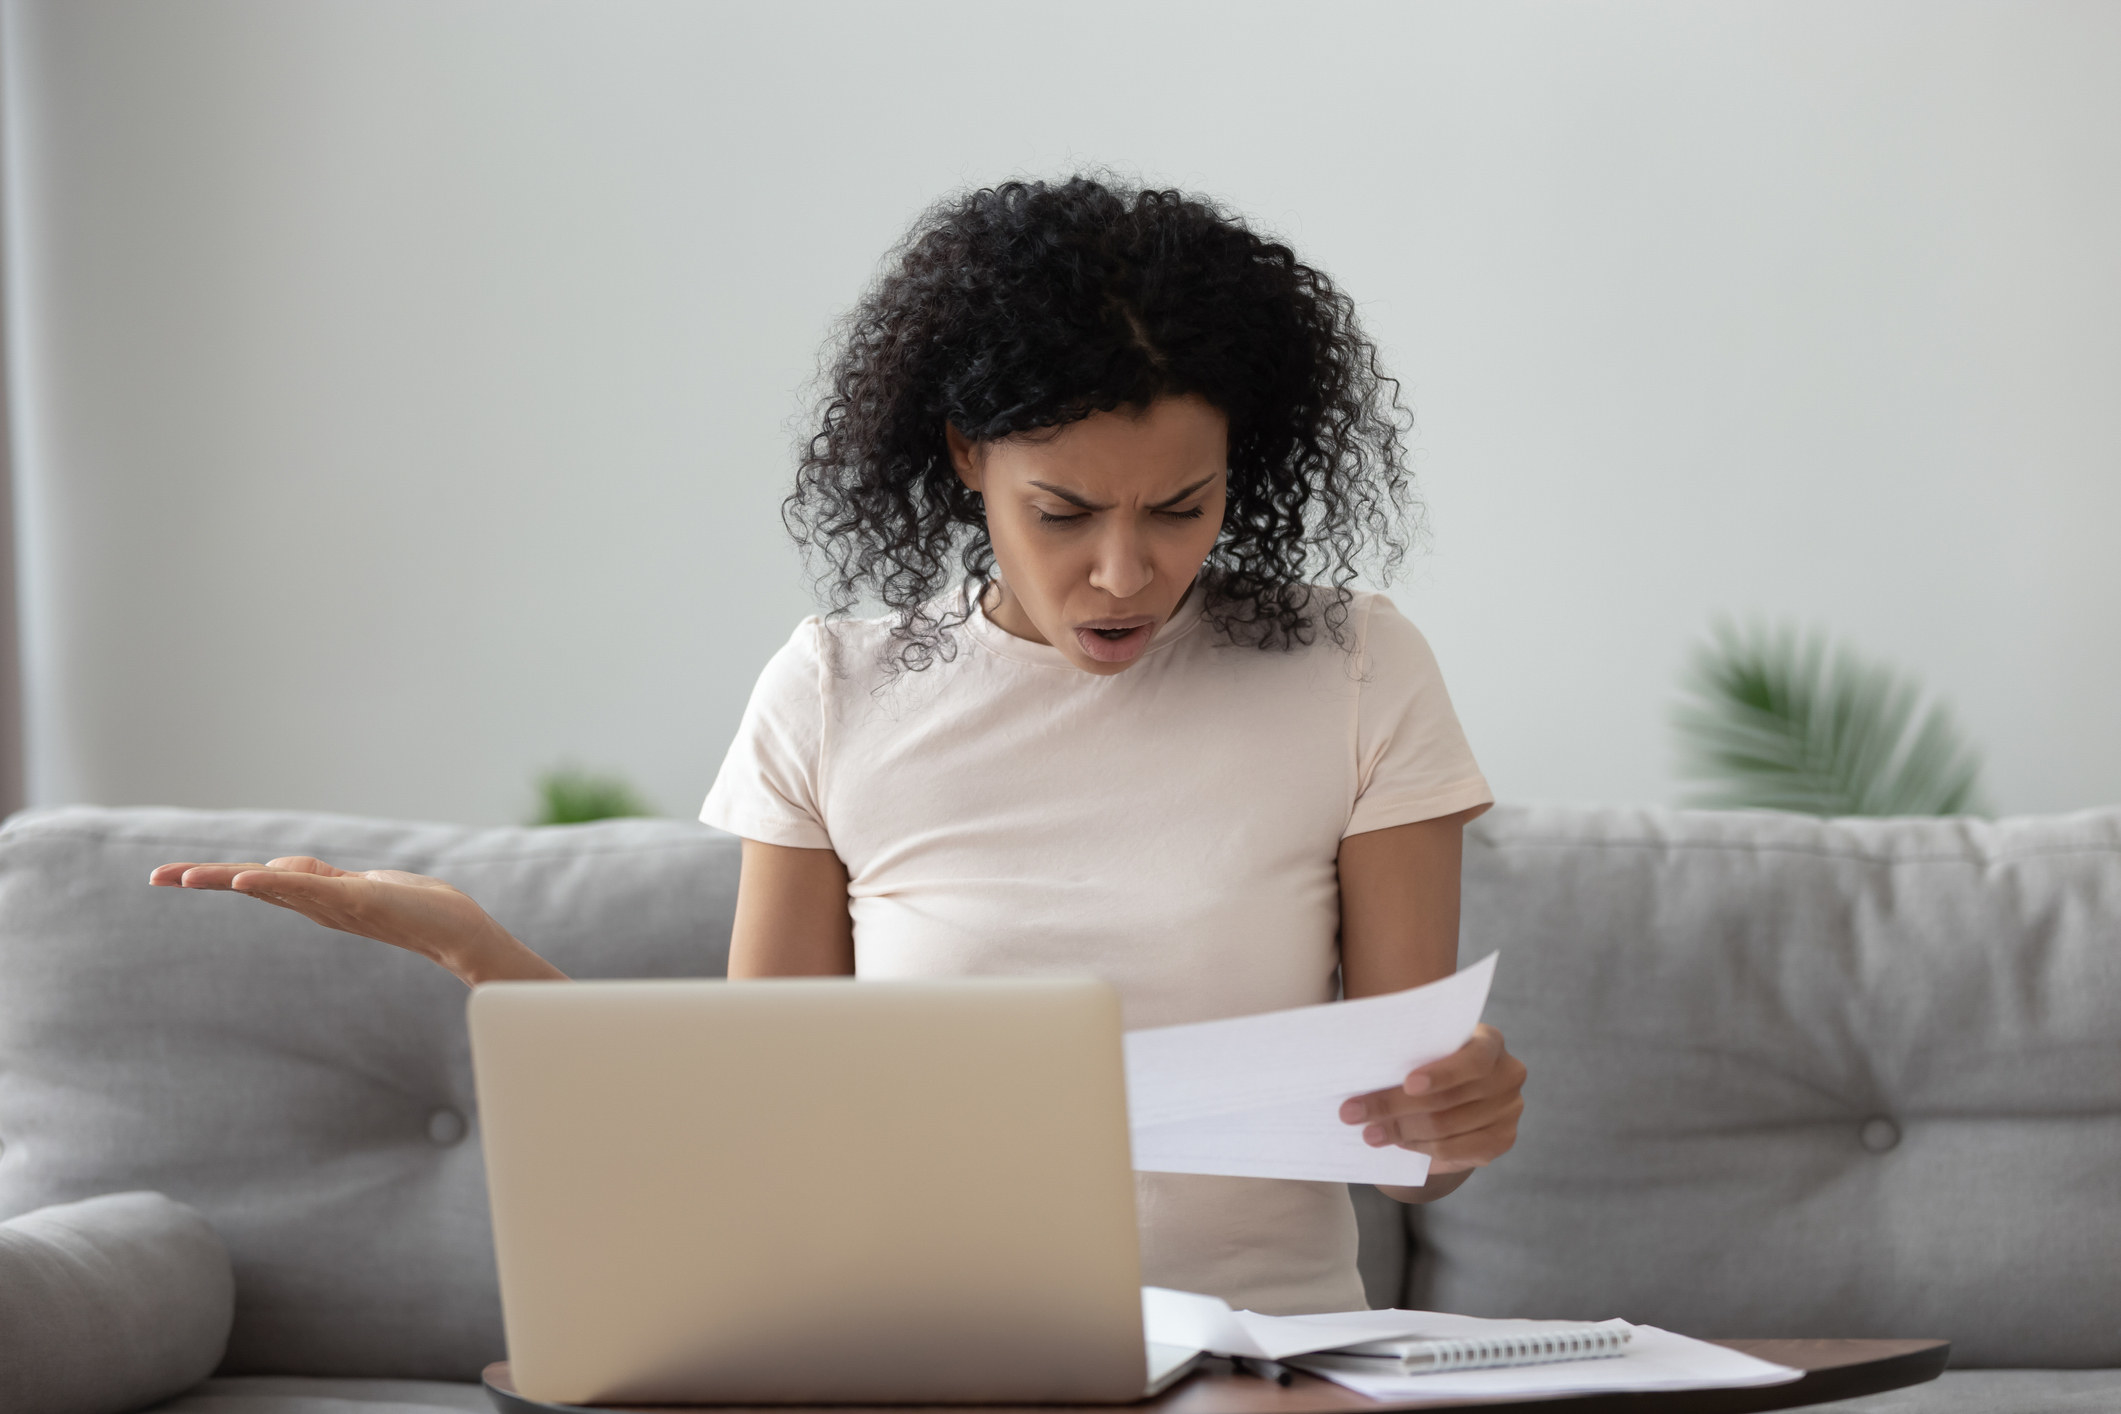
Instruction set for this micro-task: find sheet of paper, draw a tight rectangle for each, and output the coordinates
[1124,953,1496,1185]
[1142,1288,1443,1361]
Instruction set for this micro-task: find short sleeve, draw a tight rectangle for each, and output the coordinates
[1343,596,1494,838]
[699,618,836,849]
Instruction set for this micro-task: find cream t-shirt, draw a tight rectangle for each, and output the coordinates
[701,585,1491,1314]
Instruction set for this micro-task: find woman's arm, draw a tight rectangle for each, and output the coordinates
[728,838,856,977]
[1337,805,1525,1204]
[148,857,567,985]
[154,836,857,986]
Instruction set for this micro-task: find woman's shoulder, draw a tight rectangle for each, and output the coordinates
[783,610,895,652]
[1208,584,1427,661]
[754,611,885,675]
[1342,589,1430,655]
[759,609,951,698]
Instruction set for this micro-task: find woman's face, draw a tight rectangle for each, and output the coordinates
[948,395,1229,675]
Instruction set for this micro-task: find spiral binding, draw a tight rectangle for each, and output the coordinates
[1314,1324,1632,1374]
[1404,1325,1629,1371]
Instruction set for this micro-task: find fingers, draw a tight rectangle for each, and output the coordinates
[1421,1109,1523,1174]
[1335,1024,1527,1166]
[149,856,358,889]
[227,869,385,938]
[264,856,361,878]
[143,854,472,962]
[1363,1086,1523,1149]
[360,868,451,890]
[1405,1025,1506,1096]
[147,858,373,932]
[1339,1028,1522,1123]
[228,868,349,903]
[149,862,268,888]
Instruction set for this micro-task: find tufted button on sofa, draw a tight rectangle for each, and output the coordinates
[0,803,2117,1414]
[1857,1116,1902,1154]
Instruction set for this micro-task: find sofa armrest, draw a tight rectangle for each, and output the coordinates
[0,1191,234,1414]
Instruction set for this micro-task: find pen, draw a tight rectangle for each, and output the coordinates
[1233,1357,1295,1386]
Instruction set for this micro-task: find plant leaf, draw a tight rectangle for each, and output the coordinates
[1673,620,1987,818]
[532,766,653,826]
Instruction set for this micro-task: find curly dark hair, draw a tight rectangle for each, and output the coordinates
[785,175,1417,670]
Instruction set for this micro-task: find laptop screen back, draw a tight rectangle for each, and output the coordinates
[469,977,1145,1404]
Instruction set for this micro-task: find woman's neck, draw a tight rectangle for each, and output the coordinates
[978,580,1048,645]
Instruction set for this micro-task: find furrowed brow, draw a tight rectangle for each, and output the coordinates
[1149,475,1219,511]
[1027,480,1108,511]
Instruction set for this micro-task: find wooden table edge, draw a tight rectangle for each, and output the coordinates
[482,1338,1950,1414]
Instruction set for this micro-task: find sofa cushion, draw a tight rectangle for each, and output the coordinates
[0,1190,234,1414]
[0,807,739,1382]
[1413,805,2121,1367]
[147,1377,488,1412]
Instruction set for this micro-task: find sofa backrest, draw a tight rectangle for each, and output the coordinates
[5,803,2115,1379]
[0,807,739,1382]
[1419,804,2121,1367]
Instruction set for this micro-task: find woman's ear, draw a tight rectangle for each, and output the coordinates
[945,423,982,494]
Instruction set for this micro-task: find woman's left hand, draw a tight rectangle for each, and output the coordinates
[1339,1023,1526,1178]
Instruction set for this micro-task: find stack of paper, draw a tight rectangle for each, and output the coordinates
[1142,1290,1803,1401]
[1123,955,1497,1186]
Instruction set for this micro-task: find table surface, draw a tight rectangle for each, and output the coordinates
[482,1338,1949,1414]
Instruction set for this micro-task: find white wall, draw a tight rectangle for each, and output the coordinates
[6,0,2118,824]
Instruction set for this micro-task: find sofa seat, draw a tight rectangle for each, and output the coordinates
[148,1377,488,1412]
[1809,1368,2121,1412]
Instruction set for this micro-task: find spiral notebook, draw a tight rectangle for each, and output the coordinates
[1142,1290,1803,1401]
[1295,1320,1630,1374]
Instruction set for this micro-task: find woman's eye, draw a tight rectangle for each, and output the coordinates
[1029,505,1203,526]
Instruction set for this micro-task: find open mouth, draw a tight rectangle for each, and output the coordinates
[1073,617,1158,663]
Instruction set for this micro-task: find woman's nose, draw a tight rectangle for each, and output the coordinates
[1087,522,1154,600]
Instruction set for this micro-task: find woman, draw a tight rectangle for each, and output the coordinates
[153,177,1526,1316]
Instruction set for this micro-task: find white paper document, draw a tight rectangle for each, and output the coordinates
[1140,1291,1803,1400]
[1124,954,1496,1185]
[1142,1286,1435,1361]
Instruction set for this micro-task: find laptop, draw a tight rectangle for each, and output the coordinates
[469,976,1200,1405]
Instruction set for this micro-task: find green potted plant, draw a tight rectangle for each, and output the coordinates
[1673,620,1987,817]
[530,766,653,826]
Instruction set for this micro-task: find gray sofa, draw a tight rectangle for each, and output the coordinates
[0,804,2114,1413]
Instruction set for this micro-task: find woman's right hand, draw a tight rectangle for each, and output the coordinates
[148,856,568,985]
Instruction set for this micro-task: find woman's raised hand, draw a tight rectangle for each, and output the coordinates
[1339,1022,1526,1187]
[148,856,567,985]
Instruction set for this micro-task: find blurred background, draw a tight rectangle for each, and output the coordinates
[1,0,2114,825]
